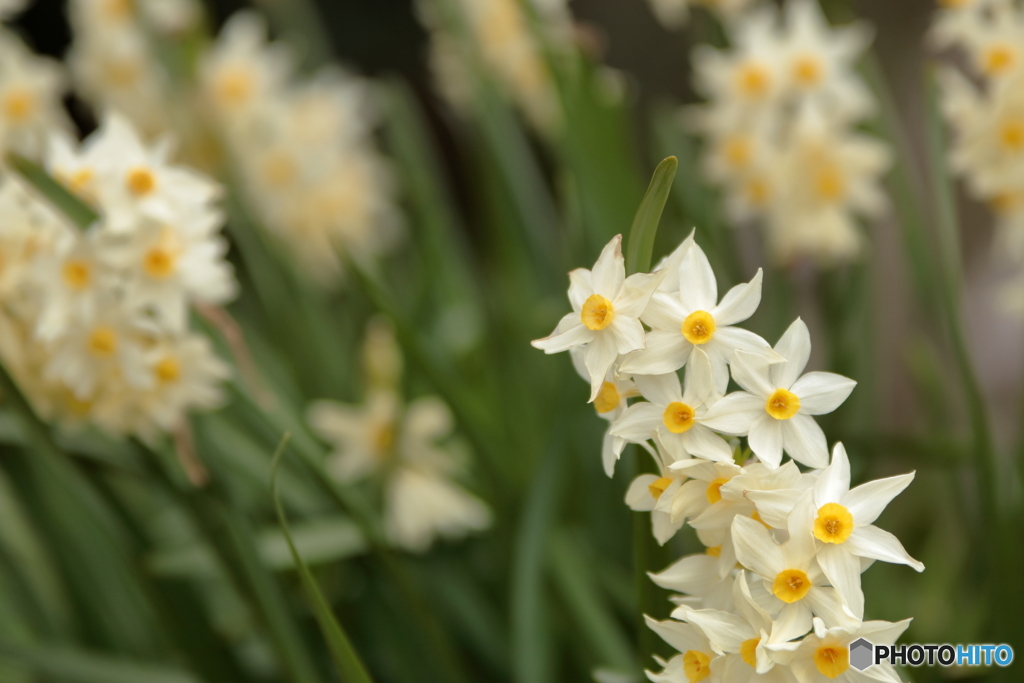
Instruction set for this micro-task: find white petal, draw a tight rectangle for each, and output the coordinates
[641,291,687,331]
[682,425,735,462]
[635,372,685,406]
[748,413,784,469]
[767,602,813,645]
[781,414,829,469]
[769,318,811,390]
[675,607,751,653]
[592,235,625,298]
[790,372,857,415]
[610,316,646,355]
[531,317,594,353]
[857,618,913,646]
[626,474,659,511]
[815,544,864,619]
[601,430,618,477]
[648,553,721,594]
[782,491,817,564]
[644,616,708,654]
[610,402,663,443]
[616,270,667,318]
[731,515,785,579]
[700,392,764,435]
[843,472,915,526]
[618,331,691,376]
[711,268,763,326]
[729,351,775,398]
[745,489,804,530]
[678,242,718,313]
[652,510,683,545]
[568,268,594,310]
[813,442,851,507]
[682,347,714,406]
[804,586,862,628]
[846,525,925,572]
[710,327,781,365]
[584,334,619,402]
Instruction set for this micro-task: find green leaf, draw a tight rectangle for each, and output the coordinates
[5,153,98,229]
[0,640,198,683]
[626,157,677,275]
[271,436,376,683]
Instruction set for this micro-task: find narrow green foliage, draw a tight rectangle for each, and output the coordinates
[626,157,677,275]
[5,153,98,229]
[270,435,376,683]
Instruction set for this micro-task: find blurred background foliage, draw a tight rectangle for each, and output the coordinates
[0,0,1020,683]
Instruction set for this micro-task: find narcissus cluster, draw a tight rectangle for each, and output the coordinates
[534,234,922,682]
[686,0,890,266]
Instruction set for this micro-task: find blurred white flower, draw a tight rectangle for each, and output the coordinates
[769,617,910,683]
[0,29,69,158]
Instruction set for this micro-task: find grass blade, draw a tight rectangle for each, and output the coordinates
[0,640,198,683]
[270,435,376,683]
[626,157,677,274]
[5,153,98,229]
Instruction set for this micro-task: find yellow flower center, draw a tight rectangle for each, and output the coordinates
[751,510,770,528]
[792,54,823,87]
[143,246,176,279]
[723,136,752,168]
[594,381,620,414]
[126,167,157,196]
[372,422,395,457]
[813,503,854,544]
[741,637,760,668]
[683,650,711,683]
[991,191,1024,214]
[102,0,133,19]
[706,477,728,504]
[681,310,716,345]
[745,177,771,206]
[705,545,722,557]
[772,568,811,603]
[648,476,673,500]
[2,87,35,122]
[261,151,298,188]
[766,388,800,420]
[69,168,94,195]
[62,260,92,290]
[88,326,118,357]
[814,645,850,679]
[215,67,254,106]
[1000,119,1024,152]
[154,356,181,383]
[662,401,696,434]
[736,62,771,99]
[581,294,614,331]
[983,45,1016,75]
[939,0,971,6]
[814,164,845,202]
[103,59,141,87]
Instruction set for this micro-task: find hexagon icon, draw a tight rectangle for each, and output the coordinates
[850,638,874,671]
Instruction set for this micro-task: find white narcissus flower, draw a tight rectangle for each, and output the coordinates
[686,460,809,535]
[619,239,779,393]
[308,389,402,484]
[769,617,910,683]
[570,350,638,476]
[807,443,923,618]
[611,349,733,462]
[625,436,691,545]
[0,29,69,158]
[645,617,721,683]
[692,7,786,109]
[649,552,737,613]
[701,318,856,468]
[532,235,664,402]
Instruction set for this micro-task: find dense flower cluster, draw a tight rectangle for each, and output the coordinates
[308,319,491,552]
[199,12,401,285]
[0,113,233,438]
[933,0,1024,311]
[687,0,890,265]
[418,0,571,134]
[534,234,923,682]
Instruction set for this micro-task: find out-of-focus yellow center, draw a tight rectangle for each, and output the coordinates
[682,650,711,683]
[792,54,824,87]
[813,503,854,544]
[154,356,181,383]
[736,62,771,98]
[648,476,673,500]
[88,326,118,357]
[983,45,1016,75]
[939,0,971,6]
[745,177,771,206]
[62,260,92,290]
[706,477,728,504]
[815,645,850,679]
[773,568,811,603]
[682,310,716,344]
[1000,119,1024,151]
[581,294,614,330]
[594,381,620,414]
[126,167,157,196]
[143,245,176,278]
[991,191,1023,214]
[215,67,254,106]
[261,151,298,188]
[705,545,722,557]
[741,637,760,668]
[102,0,133,20]
[723,136,752,168]
[814,164,845,201]
[69,168,94,195]
[2,87,35,122]
[766,388,800,420]
[103,59,140,86]
[372,422,395,457]
[662,401,696,434]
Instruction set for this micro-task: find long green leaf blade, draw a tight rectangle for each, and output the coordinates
[5,153,98,229]
[626,157,677,275]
